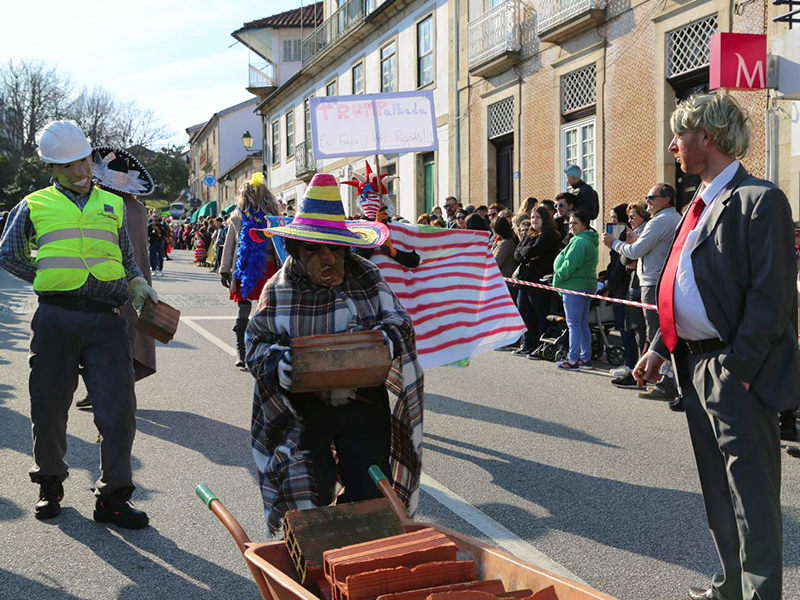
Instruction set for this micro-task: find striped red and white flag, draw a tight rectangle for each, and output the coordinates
[372,222,525,369]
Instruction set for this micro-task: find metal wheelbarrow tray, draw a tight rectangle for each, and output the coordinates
[196,468,619,600]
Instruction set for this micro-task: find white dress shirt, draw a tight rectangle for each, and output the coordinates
[673,160,740,341]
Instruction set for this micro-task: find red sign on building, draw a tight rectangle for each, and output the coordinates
[709,33,767,91]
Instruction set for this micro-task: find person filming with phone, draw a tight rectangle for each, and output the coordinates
[601,183,681,401]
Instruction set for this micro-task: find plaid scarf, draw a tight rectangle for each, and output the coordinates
[246,252,424,534]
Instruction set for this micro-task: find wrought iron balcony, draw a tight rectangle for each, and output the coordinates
[468,0,522,77]
[302,0,367,67]
[248,61,277,92]
[295,140,319,180]
[538,0,605,43]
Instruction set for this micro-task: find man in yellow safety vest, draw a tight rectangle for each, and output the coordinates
[0,120,157,529]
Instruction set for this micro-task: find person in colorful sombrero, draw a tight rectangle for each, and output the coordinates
[244,173,424,534]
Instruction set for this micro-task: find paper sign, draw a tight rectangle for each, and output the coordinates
[310,91,438,158]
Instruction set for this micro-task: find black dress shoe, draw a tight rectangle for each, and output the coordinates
[669,396,685,412]
[687,586,714,599]
[35,479,63,520]
[94,492,149,529]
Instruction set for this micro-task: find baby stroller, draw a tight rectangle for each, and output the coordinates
[589,298,626,366]
[537,314,569,361]
[536,296,625,366]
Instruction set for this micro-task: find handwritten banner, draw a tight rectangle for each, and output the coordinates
[309,91,438,159]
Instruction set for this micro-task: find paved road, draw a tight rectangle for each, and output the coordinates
[1,250,798,600]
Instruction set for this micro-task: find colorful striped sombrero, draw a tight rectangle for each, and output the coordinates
[250,173,388,248]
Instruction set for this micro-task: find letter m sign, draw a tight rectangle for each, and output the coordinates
[710,33,767,91]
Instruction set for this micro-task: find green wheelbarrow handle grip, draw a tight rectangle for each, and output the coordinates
[195,484,219,509]
[369,464,388,485]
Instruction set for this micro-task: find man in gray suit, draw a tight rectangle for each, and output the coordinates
[634,92,799,600]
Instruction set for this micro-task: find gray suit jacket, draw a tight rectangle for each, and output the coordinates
[652,165,800,412]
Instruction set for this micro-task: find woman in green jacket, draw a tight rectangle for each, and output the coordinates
[552,209,599,370]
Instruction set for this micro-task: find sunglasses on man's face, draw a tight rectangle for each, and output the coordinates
[645,194,665,201]
[299,242,342,254]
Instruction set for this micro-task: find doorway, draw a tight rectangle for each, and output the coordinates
[422,153,435,213]
[493,134,513,208]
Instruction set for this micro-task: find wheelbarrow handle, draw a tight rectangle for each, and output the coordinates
[369,465,414,527]
[196,484,219,509]
[195,484,274,600]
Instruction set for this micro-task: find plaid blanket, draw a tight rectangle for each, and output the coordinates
[246,252,424,534]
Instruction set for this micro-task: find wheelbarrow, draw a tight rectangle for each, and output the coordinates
[195,467,619,600]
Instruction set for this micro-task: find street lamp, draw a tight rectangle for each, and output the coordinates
[242,131,254,150]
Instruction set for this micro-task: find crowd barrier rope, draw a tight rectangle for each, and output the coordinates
[503,277,658,312]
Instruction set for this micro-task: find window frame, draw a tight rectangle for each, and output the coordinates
[351,61,365,95]
[271,119,280,166]
[416,14,435,89]
[380,39,398,93]
[285,109,295,160]
[560,115,596,192]
[326,78,338,97]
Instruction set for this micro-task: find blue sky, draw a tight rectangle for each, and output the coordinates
[2,1,292,147]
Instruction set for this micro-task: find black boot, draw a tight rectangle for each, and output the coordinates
[94,489,149,529]
[233,317,249,369]
[35,478,63,520]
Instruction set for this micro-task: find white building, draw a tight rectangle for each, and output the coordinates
[186,98,263,205]
[237,0,454,218]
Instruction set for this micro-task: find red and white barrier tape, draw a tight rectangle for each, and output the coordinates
[504,277,658,312]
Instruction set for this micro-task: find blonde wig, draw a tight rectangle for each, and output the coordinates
[670,92,750,159]
[237,171,279,215]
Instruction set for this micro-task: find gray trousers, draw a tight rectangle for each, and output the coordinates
[28,303,137,497]
[675,347,782,600]
[640,285,660,345]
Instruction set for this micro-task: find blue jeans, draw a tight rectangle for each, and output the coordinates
[563,291,592,363]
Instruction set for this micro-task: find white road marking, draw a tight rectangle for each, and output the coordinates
[420,472,585,584]
[181,315,583,584]
[179,317,237,356]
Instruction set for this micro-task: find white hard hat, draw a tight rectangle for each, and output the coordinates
[37,120,92,164]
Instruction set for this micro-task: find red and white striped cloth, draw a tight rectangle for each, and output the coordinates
[371,223,525,369]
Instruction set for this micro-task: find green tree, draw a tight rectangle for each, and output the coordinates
[139,145,189,200]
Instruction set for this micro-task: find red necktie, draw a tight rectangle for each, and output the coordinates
[658,195,706,353]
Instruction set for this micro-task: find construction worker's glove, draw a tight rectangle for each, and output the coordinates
[129,276,158,313]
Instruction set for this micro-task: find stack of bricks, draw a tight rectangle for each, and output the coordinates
[283,498,405,585]
[320,527,560,600]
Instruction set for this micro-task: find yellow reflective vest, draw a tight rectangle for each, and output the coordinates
[26,186,126,292]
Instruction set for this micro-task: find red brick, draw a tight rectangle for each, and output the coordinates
[426,592,500,600]
[344,560,476,600]
[324,528,443,579]
[333,541,459,587]
[375,578,505,600]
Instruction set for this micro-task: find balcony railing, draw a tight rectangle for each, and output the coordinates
[295,140,319,179]
[538,0,605,37]
[468,0,522,71]
[199,148,210,170]
[302,0,367,67]
[249,61,277,89]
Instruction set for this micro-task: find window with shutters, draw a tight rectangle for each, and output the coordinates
[352,62,364,94]
[285,111,294,159]
[417,15,434,87]
[304,95,313,142]
[561,65,596,116]
[666,15,717,80]
[326,79,337,97]
[381,41,397,93]
[271,120,280,165]
[283,39,302,62]
[561,116,595,190]
[488,98,514,139]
